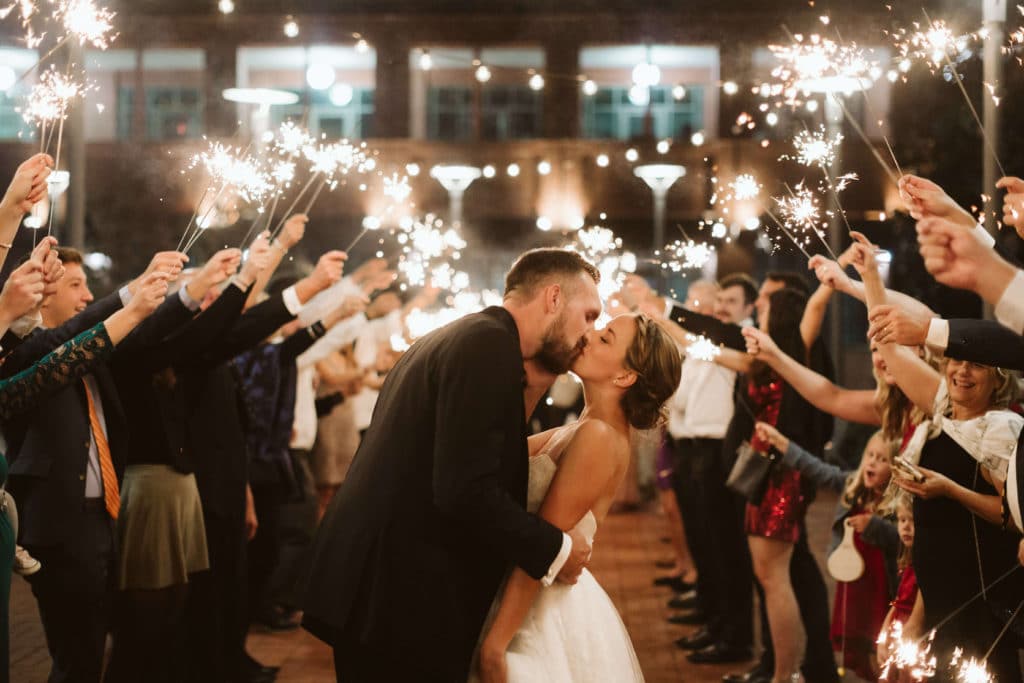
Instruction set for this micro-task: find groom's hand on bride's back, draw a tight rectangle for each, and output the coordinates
[556,527,593,584]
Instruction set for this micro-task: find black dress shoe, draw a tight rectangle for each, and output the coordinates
[653,575,697,593]
[667,609,706,626]
[674,627,714,651]
[667,593,698,610]
[687,642,753,665]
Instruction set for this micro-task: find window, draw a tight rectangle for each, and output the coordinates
[0,47,40,141]
[481,85,542,139]
[269,87,375,139]
[427,87,472,141]
[582,85,703,140]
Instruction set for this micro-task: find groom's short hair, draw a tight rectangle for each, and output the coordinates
[504,248,600,299]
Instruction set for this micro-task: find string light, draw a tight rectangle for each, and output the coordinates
[528,73,545,91]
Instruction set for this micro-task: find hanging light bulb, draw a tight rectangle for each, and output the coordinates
[475,65,492,83]
[582,79,598,96]
[628,84,650,106]
[355,39,369,53]
[283,17,299,38]
[482,164,496,178]
[672,84,687,100]
[528,73,545,91]
[217,0,234,14]
[537,160,552,175]
[596,153,610,167]
[507,163,521,177]
[419,50,433,71]
[306,63,336,90]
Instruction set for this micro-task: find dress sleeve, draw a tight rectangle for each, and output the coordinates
[0,323,114,420]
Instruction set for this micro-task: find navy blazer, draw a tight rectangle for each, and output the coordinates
[2,291,196,547]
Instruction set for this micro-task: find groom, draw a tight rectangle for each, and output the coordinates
[303,248,603,682]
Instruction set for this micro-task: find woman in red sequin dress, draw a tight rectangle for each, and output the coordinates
[741,288,833,683]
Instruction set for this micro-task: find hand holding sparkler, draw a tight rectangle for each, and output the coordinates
[808,254,854,294]
[322,295,369,329]
[899,175,975,229]
[867,304,930,347]
[742,326,781,365]
[128,251,189,295]
[276,214,308,251]
[293,250,348,304]
[184,248,241,302]
[0,257,45,327]
[916,217,1015,302]
[102,271,170,345]
[0,153,53,220]
[996,177,1024,233]
[237,234,272,288]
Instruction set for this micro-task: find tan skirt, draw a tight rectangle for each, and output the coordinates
[117,464,209,590]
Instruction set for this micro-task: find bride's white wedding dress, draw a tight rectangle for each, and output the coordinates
[472,424,645,682]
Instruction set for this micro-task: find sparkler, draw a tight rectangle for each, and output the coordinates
[876,621,938,681]
[920,10,1007,179]
[389,215,470,290]
[774,182,838,260]
[657,239,715,271]
[383,173,412,203]
[783,125,856,236]
[730,174,761,201]
[684,334,721,362]
[768,32,873,106]
[10,0,118,88]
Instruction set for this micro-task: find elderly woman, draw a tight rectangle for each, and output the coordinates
[853,236,1023,680]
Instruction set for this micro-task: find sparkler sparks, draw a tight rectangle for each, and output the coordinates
[952,656,992,683]
[685,334,721,362]
[56,0,116,49]
[889,19,975,72]
[658,239,714,272]
[383,173,411,202]
[19,66,86,127]
[776,183,822,230]
[876,622,937,681]
[786,126,842,169]
[730,174,761,201]
[768,33,874,104]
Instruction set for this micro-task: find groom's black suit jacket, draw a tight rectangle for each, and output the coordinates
[302,306,564,680]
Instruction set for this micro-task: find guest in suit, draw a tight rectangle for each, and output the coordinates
[181,246,348,683]
[0,266,170,683]
[303,249,602,682]
[103,244,268,683]
[1,246,196,683]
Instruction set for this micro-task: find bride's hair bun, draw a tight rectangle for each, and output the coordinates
[621,315,682,430]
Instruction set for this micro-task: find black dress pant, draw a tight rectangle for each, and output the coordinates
[185,511,249,682]
[706,451,754,650]
[25,502,114,683]
[670,437,721,618]
[755,520,838,683]
[268,449,318,610]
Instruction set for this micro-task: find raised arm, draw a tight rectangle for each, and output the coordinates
[756,421,850,492]
[809,255,936,321]
[244,214,307,309]
[0,271,167,419]
[743,326,880,426]
[0,154,52,270]
[478,420,624,682]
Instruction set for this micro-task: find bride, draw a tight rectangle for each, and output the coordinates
[475,313,682,683]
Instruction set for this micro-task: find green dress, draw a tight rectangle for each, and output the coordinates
[0,323,114,681]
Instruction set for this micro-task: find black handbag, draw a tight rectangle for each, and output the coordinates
[726,441,775,505]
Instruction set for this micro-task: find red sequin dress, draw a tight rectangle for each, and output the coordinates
[829,504,891,681]
[890,565,917,626]
[744,376,806,543]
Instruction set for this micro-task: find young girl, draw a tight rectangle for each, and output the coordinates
[876,491,922,676]
[756,423,901,681]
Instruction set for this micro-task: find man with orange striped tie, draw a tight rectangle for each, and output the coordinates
[0,246,213,683]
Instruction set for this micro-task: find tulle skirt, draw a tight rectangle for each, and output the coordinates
[471,569,644,682]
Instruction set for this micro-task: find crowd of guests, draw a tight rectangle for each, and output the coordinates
[0,152,444,683]
[612,174,1024,682]
[0,148,1021,683]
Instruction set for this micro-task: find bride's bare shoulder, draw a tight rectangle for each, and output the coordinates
[566,419,630,465]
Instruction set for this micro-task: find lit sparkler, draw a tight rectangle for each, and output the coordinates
[952,656,992,683]
[56,0,117,49]
[685,334,721,362]
[383,173,411,202]
[876,621,937,681]
[658,239,715,272]
[730,174,761,201]
[786,126,842,169]
[768,33,873,104]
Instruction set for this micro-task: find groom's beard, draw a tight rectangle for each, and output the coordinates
[533,313,585,375]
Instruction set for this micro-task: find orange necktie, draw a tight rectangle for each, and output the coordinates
[82,379,120,520]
